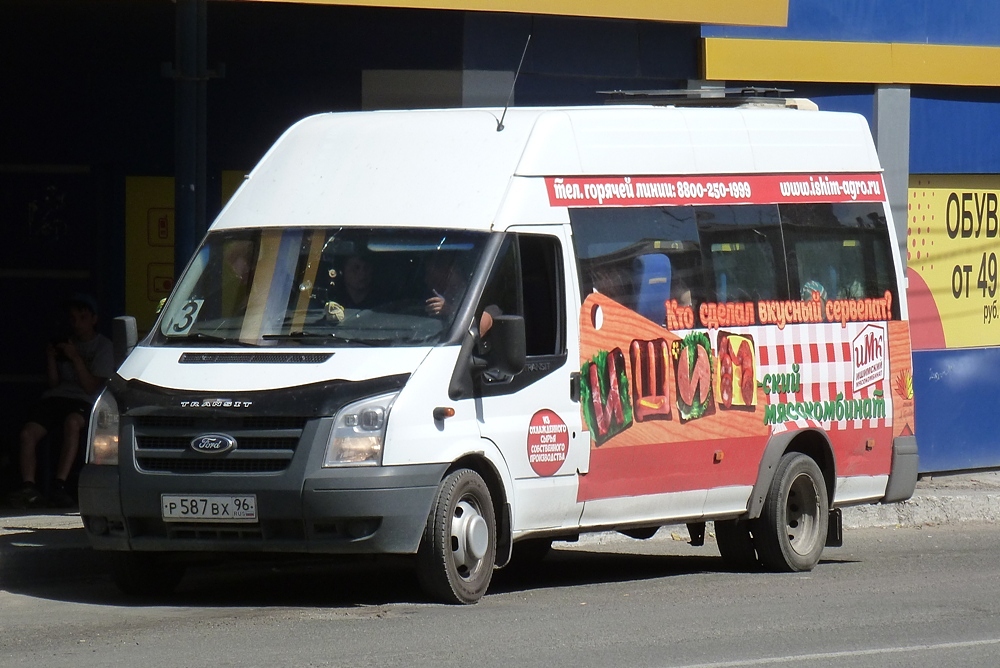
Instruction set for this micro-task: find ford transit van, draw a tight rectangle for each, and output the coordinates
[80,101,919,604]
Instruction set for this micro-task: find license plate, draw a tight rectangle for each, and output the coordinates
[161,494,257,523]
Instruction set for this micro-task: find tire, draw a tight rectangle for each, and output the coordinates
[416,469,496,604]
[714,519,759,570]
[109,552,185,597]
[752,453,829,572]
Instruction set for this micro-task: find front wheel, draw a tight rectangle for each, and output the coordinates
[416,469,496,604]
[752,453,829,572]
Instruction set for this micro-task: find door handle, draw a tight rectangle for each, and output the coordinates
[569,371,580,402]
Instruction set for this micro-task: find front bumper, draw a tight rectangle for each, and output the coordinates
[79,461,447,554]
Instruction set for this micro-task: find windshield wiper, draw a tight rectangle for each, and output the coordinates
[170,332,259,347]
[262,331,381,347]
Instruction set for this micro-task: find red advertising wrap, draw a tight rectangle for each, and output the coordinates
[565,169,914,503]
[577,294,914,502]
[546,173,887,207]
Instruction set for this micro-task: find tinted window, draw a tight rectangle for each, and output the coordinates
[570,207,702,325]
[780,203,899,317]
[478,234,565,357]
[569,205,785,326]
[697,205,785,303]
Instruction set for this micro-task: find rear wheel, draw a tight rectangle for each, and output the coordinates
[714,519,759,570]
[109,552,185,597]
[416,469,496,604]
[752,453,829,572]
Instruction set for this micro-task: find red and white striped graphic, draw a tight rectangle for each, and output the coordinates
[748,322,893,434]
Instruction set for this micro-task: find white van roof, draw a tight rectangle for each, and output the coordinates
[213,105,881,232]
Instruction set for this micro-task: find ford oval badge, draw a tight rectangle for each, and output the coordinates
[190,433,237,455]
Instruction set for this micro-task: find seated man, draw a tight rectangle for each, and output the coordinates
[10,294,114,508]
[331,253,380,310]
[423,253,465,318]
[423,253,499,336]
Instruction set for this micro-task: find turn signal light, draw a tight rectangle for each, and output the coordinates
[433,406,456,421]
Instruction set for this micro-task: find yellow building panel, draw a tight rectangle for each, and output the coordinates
[891,43,1000,87]
[247,0,789,26]
[908,175,1000,350]
[703,38,892,83]
[704,37,1000,87]
[125,177,175,336]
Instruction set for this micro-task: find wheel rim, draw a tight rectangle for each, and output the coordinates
[450,497,489,579]
[785,472,821,556]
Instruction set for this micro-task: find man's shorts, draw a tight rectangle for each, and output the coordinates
[25,396,91,434]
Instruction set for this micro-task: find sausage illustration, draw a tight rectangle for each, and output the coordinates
[718,335,733,409]
[588,362,610,436]
[606,354,625,426]
[735,340,755,404]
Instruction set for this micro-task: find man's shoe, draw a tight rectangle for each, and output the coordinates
[8,483,45,509]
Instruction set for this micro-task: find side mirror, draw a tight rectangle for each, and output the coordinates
[447,314,526,401]
[112,315,138,367]
[478,314,526,377]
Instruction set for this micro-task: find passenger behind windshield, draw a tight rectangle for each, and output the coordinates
[423,252,467,318]
[156,228,489,347]
[326,253,381,311]
[221,239,255,317]
[420,251,500,336]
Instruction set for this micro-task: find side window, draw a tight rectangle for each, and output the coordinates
[697,205,785,303]
[780,203,900,317]
[519,235,564,357]
[478,234,565,357]
[479,236,521,322]
[569,207,702,326]
[569,205,782,325]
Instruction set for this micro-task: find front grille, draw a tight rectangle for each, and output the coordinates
[134,415,308,430]
[131,415,310,474]
[137,435,299,451]
[137,457,291,474]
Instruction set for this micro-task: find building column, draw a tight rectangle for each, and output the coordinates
[874,85,911,269]
[173,0,208,281]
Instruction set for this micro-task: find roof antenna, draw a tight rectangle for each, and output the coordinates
[497,34,531,132]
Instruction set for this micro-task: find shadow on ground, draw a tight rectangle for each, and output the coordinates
[0,524,857,609]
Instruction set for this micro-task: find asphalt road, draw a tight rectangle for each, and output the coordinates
[2,524,1000,668]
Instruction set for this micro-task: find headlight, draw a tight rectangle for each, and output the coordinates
[324,392,397,467]
[87,389,120,465]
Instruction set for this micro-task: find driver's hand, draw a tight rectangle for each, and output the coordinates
[425,295,445,315]
[60,341,81,362]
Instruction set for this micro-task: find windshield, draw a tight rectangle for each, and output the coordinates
[154,227,490,347]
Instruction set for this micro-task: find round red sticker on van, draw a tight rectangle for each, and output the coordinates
[527,409,569,477]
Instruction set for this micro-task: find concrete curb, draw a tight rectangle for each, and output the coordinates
[843,492,1000,529]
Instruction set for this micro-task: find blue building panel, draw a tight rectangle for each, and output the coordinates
[910,88,1000,174]
[771,84,874,124]
[703,0,1000,47]
[912,348,1000,472]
